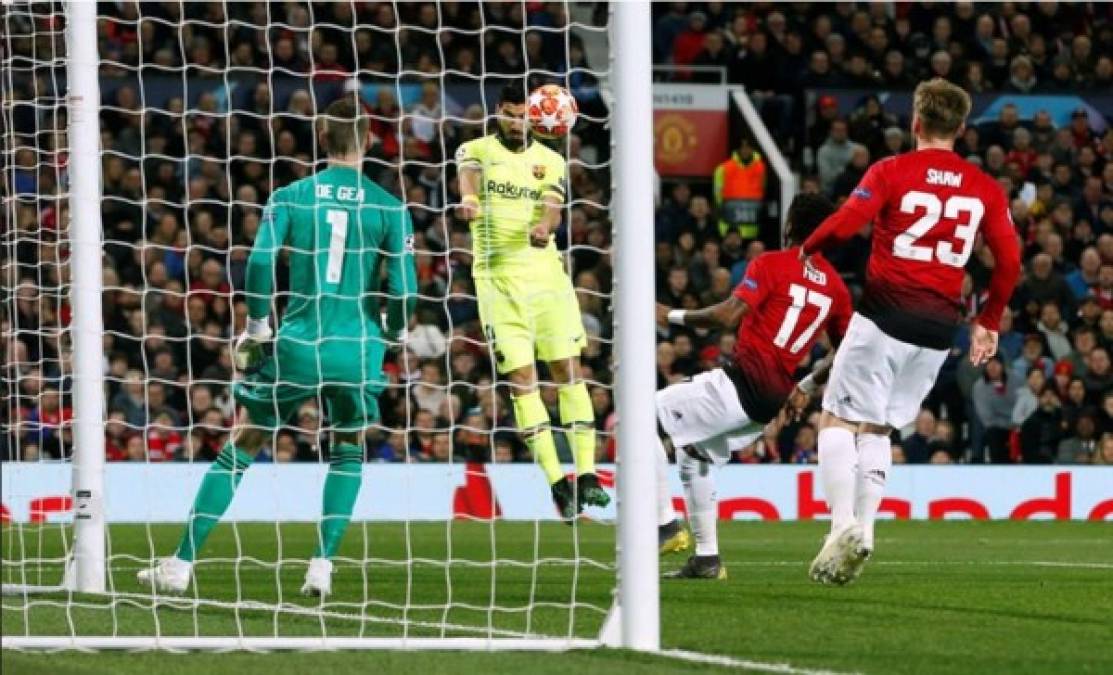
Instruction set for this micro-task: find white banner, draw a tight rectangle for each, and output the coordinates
[652,83,728,110]
[1,463,1110,523]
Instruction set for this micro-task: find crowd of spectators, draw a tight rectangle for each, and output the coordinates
[653,2,1113,158]
[653,3,1113,464]
[3,2,615,466]
[3,3,1112,469]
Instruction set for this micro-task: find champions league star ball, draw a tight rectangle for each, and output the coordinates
[527,84,578,139]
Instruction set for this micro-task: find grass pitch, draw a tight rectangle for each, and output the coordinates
[3,520,1111,674]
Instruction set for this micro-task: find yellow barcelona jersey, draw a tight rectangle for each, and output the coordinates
[455,134,566,278]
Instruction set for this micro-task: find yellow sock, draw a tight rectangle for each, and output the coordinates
[559,382,597,476]
[513,391,563,484]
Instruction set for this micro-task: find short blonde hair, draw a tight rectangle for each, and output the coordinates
[913,78,972,139]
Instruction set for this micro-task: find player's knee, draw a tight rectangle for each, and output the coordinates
[229,409,265,455]
[234,427,268,456]
[547,357,579,385]
[520,424,545,439]
[677,446,709,483]
[507,366,538,392]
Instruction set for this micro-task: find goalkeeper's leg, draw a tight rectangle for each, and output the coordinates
[138,412,268,593]
[302,431,365,597]
[548,356,610,509]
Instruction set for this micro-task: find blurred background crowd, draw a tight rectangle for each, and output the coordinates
[3,2,1112,468]
[652,2,1113,465]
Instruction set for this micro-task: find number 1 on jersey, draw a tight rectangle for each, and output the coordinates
[774,284,832,354]
[325,209,348,284]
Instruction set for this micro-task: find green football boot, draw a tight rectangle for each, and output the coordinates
[576,473,611,508]
[551,477,581,522]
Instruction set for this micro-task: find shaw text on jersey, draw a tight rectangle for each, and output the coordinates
[925,169,963,187]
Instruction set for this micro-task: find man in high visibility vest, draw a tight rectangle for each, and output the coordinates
[713,136,766,240]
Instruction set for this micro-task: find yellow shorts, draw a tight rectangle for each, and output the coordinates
[476,272,587,374]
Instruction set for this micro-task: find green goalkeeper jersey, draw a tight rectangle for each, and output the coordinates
[455,134,567,278]
[244,165,416,384]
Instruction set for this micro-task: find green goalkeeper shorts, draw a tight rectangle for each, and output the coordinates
[476,270,587,374]
[232,354,382,433]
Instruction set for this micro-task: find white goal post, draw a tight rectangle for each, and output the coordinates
[2,0,658,652]
[66,0,108,598]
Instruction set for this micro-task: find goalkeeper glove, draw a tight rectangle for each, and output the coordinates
[234,317,273,374]
[380,311,409,349]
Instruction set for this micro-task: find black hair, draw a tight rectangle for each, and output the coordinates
[499,83,526,106]
[785,193,836,246]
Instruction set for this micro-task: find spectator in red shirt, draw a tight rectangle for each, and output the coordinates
[194,407,228,460]
[311,42,350,82]
[1006,127,1037,177]
[144,411,183,462]
[1070,109,1096,150]
[370,89,402,160]
[672,12,708,68]
[125,435,147,462]
[105,410,130,461]
[1097,265,1113,311]
[188,258,230,306]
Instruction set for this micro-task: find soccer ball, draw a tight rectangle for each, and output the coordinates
[527,84,578,139]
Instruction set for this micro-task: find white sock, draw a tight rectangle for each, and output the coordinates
[655,436,677,527]
[855,432,891,550]
[678,448,718,556]
[818,427,858,534]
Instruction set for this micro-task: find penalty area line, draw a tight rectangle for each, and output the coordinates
[659,648,859,675]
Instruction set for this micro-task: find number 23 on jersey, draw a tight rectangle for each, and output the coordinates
[893,190,984,268]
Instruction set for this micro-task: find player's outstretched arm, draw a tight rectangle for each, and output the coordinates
[802,162,887,257]
[801,206,872,259]
[383,206,418,340]
[655,296,749,331]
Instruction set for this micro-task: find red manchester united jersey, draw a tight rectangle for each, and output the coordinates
[803,148,1020,349]
[730,247,853,422]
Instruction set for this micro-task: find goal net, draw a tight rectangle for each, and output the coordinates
[2,1,658,650]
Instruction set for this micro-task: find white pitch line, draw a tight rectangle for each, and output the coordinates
[1004,561,1113,570]
[660,648,860,675]
[718,560,1113,570]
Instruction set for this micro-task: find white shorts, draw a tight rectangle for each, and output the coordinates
[655,368,764,466]
[822,313,948,429]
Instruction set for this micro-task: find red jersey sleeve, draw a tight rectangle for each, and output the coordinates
[733,255,769,309]
[802,159,890,255]
[828,282,854,347]
[976,184,1021,332]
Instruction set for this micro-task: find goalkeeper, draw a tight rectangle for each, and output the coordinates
[139,96,416,597]
[454,84,609,518]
